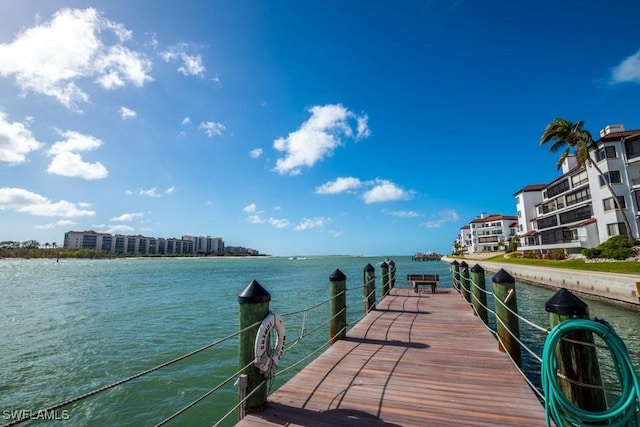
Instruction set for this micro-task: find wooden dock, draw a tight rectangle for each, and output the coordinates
[237,287,548,426]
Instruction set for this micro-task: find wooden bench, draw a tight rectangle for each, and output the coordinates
[407,274,440,294]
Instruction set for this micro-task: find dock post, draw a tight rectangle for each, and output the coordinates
[330,269,347,345]
[381,261,390,297]
[545,288,607,412]
[238,280,270,413]
[470,264,488,325]
[388,260,396,288]
[451,260,460,291]
[459,261,471,303]
[363,263,376,313]
[492,269,522,366]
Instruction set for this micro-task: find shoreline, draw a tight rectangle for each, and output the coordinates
[441,256,640,310]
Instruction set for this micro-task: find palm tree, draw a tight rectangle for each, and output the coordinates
[540,118,635,246]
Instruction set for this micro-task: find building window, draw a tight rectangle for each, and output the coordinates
[603,196,626,211]
[597,146,617,161]
[559,205,593,225]
[545,179,570,198]
[537,215,558,230]
[571,170,588,187]
[624,138,640,160]
[599,171,622,186]
[607,222,628,237]
[565,188,590,207]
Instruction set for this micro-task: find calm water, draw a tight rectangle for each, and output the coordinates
[1,256,638,426]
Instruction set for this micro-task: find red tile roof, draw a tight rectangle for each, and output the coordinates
[470,214,518,223]
[568,217,597,228]
[598,130,640,141]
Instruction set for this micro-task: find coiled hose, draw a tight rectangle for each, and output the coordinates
[541,318,640,427]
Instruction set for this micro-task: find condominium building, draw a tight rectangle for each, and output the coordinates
[454,213,518,254]
[63,231,216,256]
[514,124,640,254]
[182,235,225,255]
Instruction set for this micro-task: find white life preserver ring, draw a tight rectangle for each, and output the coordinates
[254,312,286,377]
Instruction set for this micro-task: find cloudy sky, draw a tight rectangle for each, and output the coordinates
[1,0,640,256]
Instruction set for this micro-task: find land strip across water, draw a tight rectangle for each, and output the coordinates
[441,255,640,308]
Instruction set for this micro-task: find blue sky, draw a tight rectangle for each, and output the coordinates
[1,0,640,256]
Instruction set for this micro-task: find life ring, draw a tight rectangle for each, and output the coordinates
[254,312,286,377]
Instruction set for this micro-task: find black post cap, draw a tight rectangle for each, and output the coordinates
[364,263,375,272]
[470,264,484,273]
[545,288,589,315]
[460,261,468,268]
[388,260,395,267]
[330,268,347,281]
[238,280,271,304]
[380,261,388,268]
[492,268,514,284]
[451,260,459,266]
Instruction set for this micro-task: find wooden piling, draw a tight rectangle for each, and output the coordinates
[330,269,347,345]
[470,264,488,325]
[545,288,607,412]
[388,260,396,288]
[381,261,390,297]
[451,260,460,291]
[363,263,376,314]
[492,269,522,366]
[238,280,270,413]
[459,261,471,303]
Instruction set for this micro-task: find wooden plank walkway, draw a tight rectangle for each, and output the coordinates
[237,287,549,426]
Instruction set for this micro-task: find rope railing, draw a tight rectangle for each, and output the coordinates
[212,378,267,427]
[154,359,255,426]
[4,261,397,427]
[460,265,627,401]
[0,318,264,427]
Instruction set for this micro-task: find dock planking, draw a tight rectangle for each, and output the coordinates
[237,287,549,426]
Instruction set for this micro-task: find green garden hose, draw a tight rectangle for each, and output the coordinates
[542,318,640,427]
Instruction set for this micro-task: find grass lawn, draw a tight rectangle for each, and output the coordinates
[475,255,640,274]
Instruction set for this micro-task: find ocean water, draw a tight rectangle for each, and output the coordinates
[1,256,638,426]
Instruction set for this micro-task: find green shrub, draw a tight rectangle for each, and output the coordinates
[600,246,635,260]
[581,248,599,259]
[548,249,566,260]
[583,236,637,260]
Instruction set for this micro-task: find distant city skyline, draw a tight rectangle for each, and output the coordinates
[1,1,640,255]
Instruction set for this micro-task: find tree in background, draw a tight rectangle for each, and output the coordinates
[540,118,635,246]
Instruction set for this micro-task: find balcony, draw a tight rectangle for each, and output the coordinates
[517,236,589,252]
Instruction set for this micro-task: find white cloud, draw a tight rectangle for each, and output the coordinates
[247,213,289,228]
[388,210,421,218]
[315,177,362,195]
[362,179,412,204]
[94,224,135,234]
[0,8,152,110]
[199,121,225,137]
[0,111,44,165]
[0,187,95,217]
[421,209,461,228]
[295,217,330,231]
[111,212,144,221]
[165,186,176,195]
[119,106,137,119]
[140,187,161,198]
[611,49,640,84]
[273,104,370,175]
[161,43,206,77]
[181,117,191,126]
[243,203,258,213]
[249,148,263,159]
[47,130,108,180]
[35,219,77,229]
